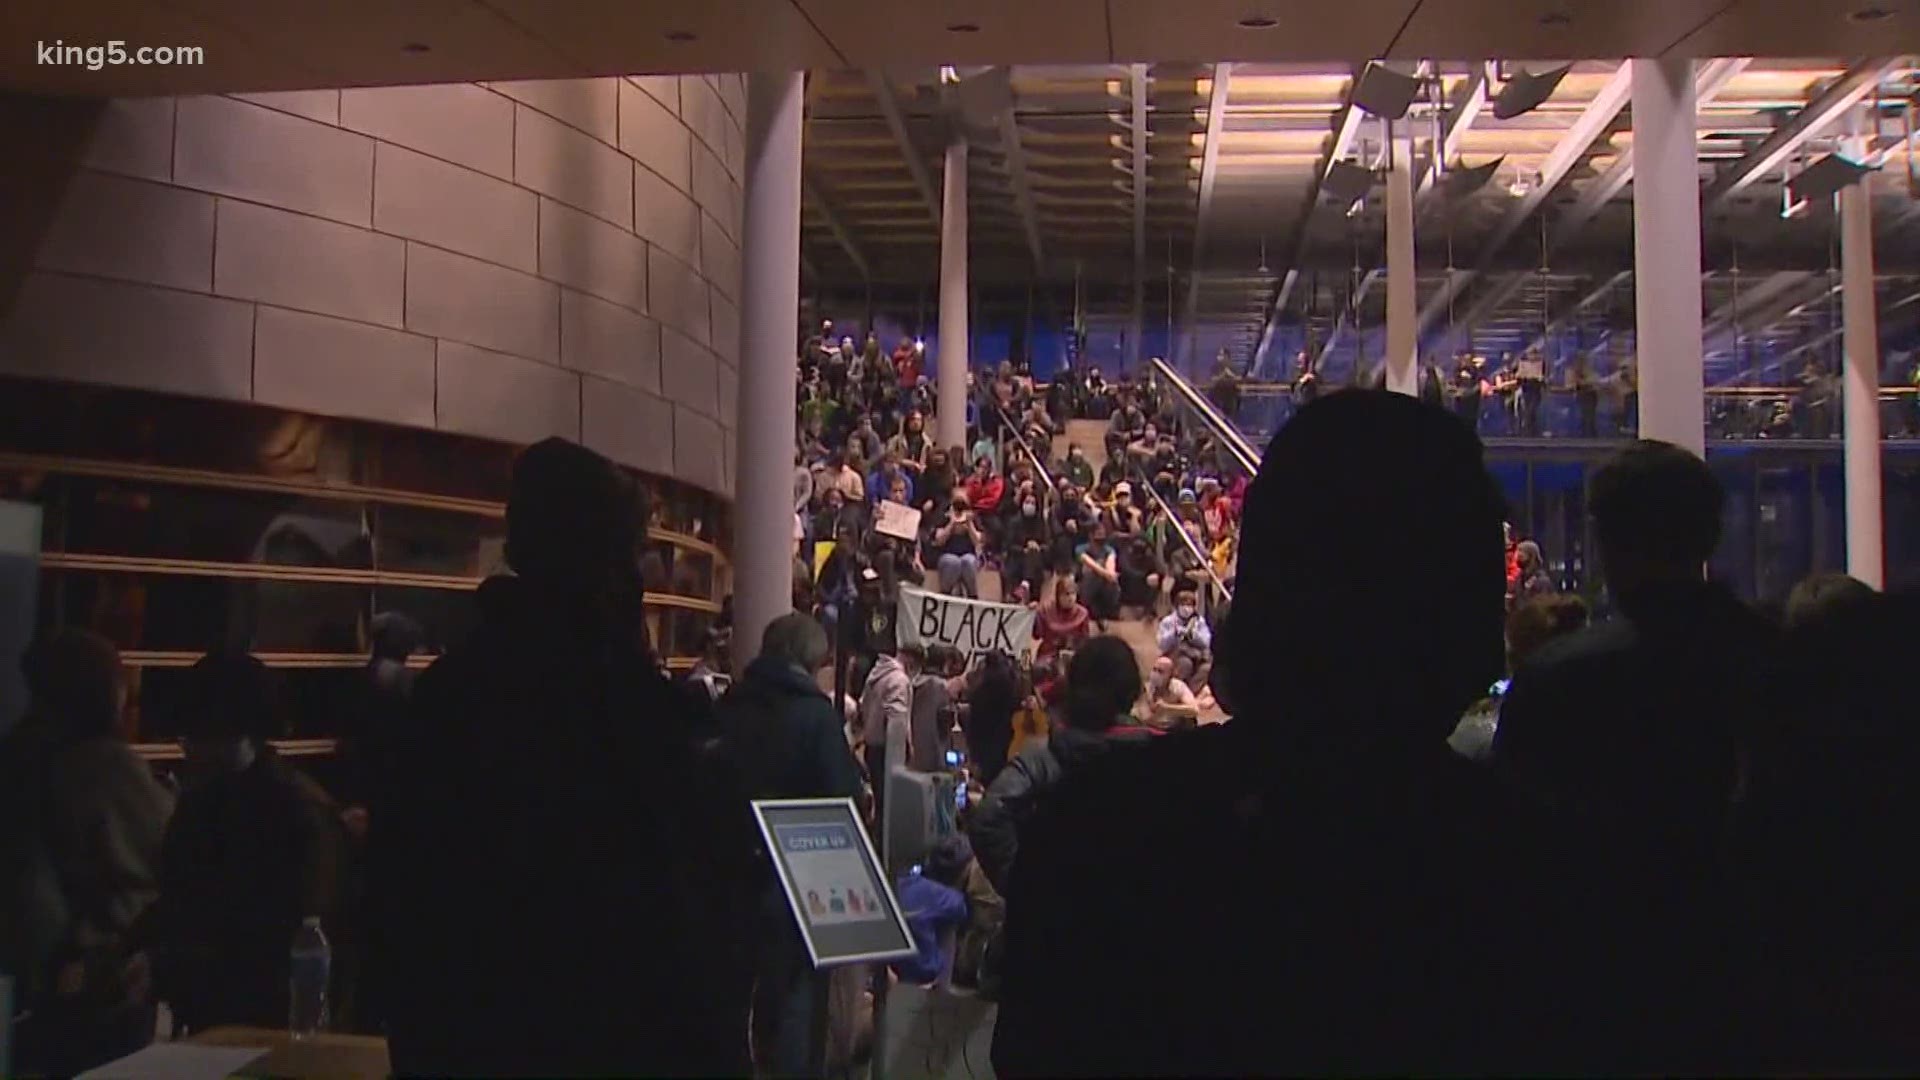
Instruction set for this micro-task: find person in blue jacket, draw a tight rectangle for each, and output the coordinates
[893,835,972,986]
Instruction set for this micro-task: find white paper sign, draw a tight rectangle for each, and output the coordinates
[895,585,1036,661]
[873,500,923,541]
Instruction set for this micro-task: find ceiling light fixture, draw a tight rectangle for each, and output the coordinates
[1237,15,1280,29]
[664,29,697,43]
[946,22,981,33]
[1850,5,1893,21]
[400,41,431,54]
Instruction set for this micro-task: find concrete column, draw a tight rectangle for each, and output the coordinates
[1384,119,1417,396]
[1630,58,1706,455]
[732,72,805,669]
[937,139,970,449]
[1841,130,1885,588]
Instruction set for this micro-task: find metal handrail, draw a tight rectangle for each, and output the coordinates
[1146,358,1262,476]
[1125,458,1233,607]
[995,404,1057,497]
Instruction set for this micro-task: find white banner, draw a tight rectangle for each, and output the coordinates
[895,585,1035,661]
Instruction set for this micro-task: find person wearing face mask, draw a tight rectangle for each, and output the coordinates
[1157,585,1214,691]
[1076,520,1122,624]
[1004,486,1052,600]
[920,450,956,514]
[935,494,984,597]
[152,651,346,1035]
[1059,444,1094,489]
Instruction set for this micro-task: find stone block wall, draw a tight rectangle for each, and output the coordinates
[0,74,748,497]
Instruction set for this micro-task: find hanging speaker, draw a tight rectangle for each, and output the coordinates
[1351,61,1422,120]
[953,66,1014,128]
[1492,63,1572,119]
[1323,159,1378,204]
[1788,153,1875,204]
[1443,155,1504,201]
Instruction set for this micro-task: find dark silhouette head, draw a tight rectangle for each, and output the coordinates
[21,628,125,740]
[1225,391,1505,741]
[1064,636,1143,732]
[1506,593,1591,669]
[506,438,646,602]
[178,650,278,743]
[370,611,424,662]
[1783,571,1874,632]
[1589,440,1722,596]
[925,832,973,887]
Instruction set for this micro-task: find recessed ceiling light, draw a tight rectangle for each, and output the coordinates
[1237,15,1280,29]
[1538,10,1573,26]
[1850,5,1893,20]
[665,29,697,43]
[400,41,431,54]
[946,22,981,33]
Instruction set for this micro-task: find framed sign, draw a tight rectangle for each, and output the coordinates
[752,798,917,968]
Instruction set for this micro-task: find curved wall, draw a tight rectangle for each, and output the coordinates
[0,74,746,498]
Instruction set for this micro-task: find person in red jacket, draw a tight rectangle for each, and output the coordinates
[894,339,921,389]
[964,456,1005,515]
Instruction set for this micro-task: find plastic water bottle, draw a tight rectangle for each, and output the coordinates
[289,917,330,1038]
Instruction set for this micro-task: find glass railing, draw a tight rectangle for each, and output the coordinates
[1214,379,1919,445]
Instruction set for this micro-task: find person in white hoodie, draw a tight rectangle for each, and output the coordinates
[857,644,920,821]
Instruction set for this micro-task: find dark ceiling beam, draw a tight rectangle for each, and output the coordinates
[865,71,943,226]
[801,173,871,280]
[1250,64,1363,376]
[1131,62,1149,367]
[1176,61,1232,367]
[995,103,1047,270]
[1704,58,1903,208]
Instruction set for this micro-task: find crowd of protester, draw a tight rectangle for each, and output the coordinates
[3,331,1918,1079]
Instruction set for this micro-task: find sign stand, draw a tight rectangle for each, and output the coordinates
[751,799,916,1080]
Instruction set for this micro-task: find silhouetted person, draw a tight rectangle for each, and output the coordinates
[993,391,1572,1076]
[0,630,171,1076]
[716,613,862,1077]
[153,651,344,1034]
[1734,578,1920,1071]
[970,636,1147,896]
[1493,439,1775,1070]
[963,651,1020,786]
[370,438,750,1076]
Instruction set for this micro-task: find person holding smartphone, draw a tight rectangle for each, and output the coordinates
[934,494,983,598]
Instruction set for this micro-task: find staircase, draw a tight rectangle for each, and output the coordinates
[1052,419,1109,478]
